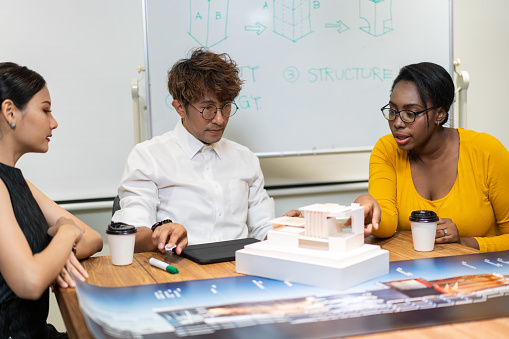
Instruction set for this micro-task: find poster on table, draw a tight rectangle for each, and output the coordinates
[74,251,509,338]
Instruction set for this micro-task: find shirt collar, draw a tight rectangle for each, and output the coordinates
[174,120,223,159]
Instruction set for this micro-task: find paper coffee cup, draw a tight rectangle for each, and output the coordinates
[409,210,439,252]
[106,222,137,266]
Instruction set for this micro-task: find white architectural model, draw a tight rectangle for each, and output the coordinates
[236,203,389,290]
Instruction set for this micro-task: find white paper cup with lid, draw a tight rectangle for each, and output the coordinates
[409,210,439,252]
[106,222,137,265]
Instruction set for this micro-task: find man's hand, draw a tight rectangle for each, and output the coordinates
[151,222,188,254]
[282,210,303,218]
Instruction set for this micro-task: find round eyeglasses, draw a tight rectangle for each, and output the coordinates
[188,102,238,120]
[381,104,435,123]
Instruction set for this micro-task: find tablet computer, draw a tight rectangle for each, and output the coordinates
[179,238,260,265]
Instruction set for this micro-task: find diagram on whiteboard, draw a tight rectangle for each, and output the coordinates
[325,20,350,34]
[147,0,450,153]
[359,0,393,37]
[273,0,313,42]
[187,0,393,48]
[188,0,230,48]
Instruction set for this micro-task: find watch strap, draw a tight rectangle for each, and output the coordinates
[151,219,173,232]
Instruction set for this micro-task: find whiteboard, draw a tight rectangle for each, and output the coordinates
[1,0,145,202]
[144,0,452,155]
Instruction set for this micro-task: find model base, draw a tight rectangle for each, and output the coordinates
[236,240,389,291]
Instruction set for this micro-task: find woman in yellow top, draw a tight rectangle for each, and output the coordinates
[369,62,509,252]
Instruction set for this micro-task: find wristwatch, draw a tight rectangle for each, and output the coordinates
[151,219,173,232]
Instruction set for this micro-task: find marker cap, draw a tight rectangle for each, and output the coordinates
[166,265,179,274]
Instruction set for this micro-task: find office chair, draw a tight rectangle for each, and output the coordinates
[112,195,120,216]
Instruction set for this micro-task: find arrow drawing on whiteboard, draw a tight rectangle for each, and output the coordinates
[325,20,350,34]
[245,22,267,36]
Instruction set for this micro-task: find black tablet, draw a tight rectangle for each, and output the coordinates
[178,238,260,265]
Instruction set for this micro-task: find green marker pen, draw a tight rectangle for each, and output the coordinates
[149,257,179,274]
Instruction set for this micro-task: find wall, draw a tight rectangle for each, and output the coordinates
[452,0,509,148]
[2,0,145,203]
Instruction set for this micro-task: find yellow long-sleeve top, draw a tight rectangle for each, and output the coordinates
[370,129,509,252]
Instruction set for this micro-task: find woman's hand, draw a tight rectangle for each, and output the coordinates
[347,194,381,237]
[434,218,479,249]
[47,216,71,237]
[435,218,460,243]
[52,252,88,289]
[48,216,84,243]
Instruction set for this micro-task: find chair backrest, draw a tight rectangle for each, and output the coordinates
[112,195,120,216]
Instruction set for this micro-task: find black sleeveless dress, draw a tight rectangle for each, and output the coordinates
[0,163,67,339]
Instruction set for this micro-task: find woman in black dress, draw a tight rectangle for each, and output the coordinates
[0,62,103,338]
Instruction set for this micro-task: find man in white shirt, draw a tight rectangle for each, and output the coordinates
[112,48,275,254]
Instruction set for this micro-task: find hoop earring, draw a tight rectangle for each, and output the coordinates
[9,121,15,129]
[435,121,439,126]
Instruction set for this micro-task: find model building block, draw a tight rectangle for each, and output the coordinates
[236,203,389,290]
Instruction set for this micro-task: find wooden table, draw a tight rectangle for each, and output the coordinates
[56,232,509,338]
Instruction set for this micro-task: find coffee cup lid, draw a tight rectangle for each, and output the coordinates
[106,222,138,235]
[409,210,439,222]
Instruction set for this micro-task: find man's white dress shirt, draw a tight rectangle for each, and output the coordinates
[112,120,275,244]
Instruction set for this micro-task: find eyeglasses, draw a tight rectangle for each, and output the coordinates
[381,104,435,123]
[188,102,238,120]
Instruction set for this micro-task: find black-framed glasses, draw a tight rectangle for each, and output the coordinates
[381,104,435,123]
[188,102,238,120]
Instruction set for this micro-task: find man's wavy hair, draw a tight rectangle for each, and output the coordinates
[167,48,243,106]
